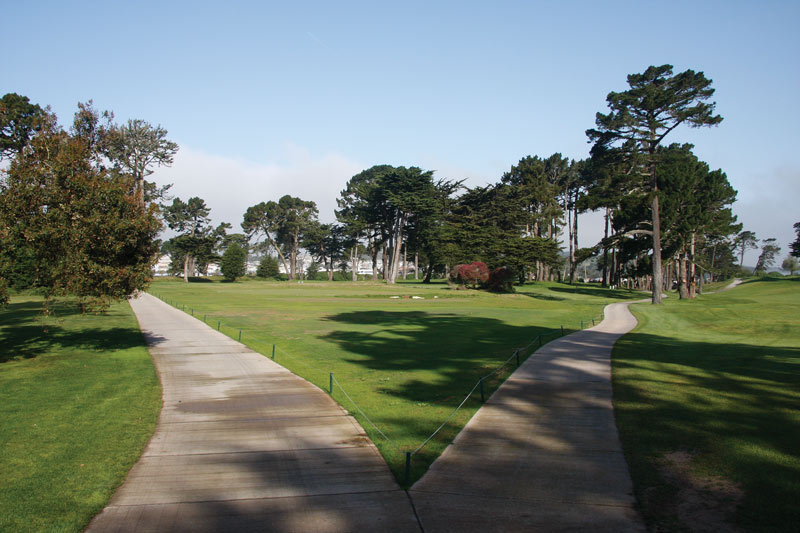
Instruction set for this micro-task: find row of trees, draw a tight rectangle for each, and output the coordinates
[163,65,751,300]
[5,64,791,305]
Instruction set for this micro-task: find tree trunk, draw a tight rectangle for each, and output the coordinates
[183,253,190,282]
[710,242,717,283]
[414,252,419,280]
[678,252,689,300]
[651,190,664,304]
[381,244,388,280]
[423,258,433,283]
[370,238,379,281]
[351,246,357,281]
[134,172,145,209]
[403,246,408,280]
[688,233,697,299]
[602,208,610,287]
[387,213,406,284]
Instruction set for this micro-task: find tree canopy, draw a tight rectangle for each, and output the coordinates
[0,100,161,310]
[587,65,722,303]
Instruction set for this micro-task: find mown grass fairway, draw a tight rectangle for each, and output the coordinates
[614,278,800,531]
[0,295,161,533]
[149,278,638,483]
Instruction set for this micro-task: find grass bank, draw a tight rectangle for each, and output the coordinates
[0,295,161,532]
[614,278,800,531]
[149,277,639,484]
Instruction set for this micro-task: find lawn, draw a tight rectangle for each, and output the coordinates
[0,295,161,533]
[149,277,639,483]
[613,277,800,531]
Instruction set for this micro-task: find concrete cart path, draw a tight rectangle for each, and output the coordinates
[408,300,648,532]
[87,293,420,533]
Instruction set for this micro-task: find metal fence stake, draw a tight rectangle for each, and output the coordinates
[561,325,564,336]
[217,321,221,331]
[238,329,242,342]
[515,349,520,367]
[272,344,275,360]
[405,452,411,485]
[480,379,485,402]
[329,373,333,394]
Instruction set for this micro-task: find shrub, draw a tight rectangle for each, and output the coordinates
[306,262,320,280]
[486,266,515,293]
[256,256,280,278]
[220,244,247,281]
[450,262,490,288]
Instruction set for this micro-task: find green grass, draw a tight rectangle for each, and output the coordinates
[613,277,800,531]
[0,295,161,532]
[149,277,640,484]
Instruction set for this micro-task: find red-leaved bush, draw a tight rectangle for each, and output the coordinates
[450,261,490,288]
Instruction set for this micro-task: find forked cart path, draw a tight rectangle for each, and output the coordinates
[86,293,420,532]
[408,300,647,532]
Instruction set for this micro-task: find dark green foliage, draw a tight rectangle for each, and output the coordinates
[220,243,246,281]
[754,238,780,274]
[791,222,800,258]
[243,195,318,280]
[256,255,280,278]
[733,230,759,266]
[0,93,50,160]
[163,197,227,280]
[303,222,346,280]
[305,262,320,280]
[336,165,438,283]
[782,256,799,275]
[587,65,723,303]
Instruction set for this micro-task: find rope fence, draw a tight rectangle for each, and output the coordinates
[149,290,605,485]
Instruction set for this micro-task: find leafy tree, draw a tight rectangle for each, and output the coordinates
[104,119,179,208]
[733,231,759,267]
[754,238,780,274]
[410,178,464,283]
[220,243,247,281]
[0,104,160,310]
[163,197,214,281]
[501,155,564,280]
[782,256,799,276]
[275,195,318,279]
[256,255,280,278]
[306,262,320,281]
[243,195,318,280]
[304,222,346,281]
[791,222,800,258]
[656,144,739,298]
[587,65,723,303]
[336,165,437,284]
[0,93,51,160]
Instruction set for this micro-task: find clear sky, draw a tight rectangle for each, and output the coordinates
[4,0,799,266]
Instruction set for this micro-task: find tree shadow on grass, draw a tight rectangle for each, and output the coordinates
[0,300,85,328]
[548,285,640,299]
[320,310,553,404]
[1,326,153,363]
[520,292,566,301]
[613,331,800,530]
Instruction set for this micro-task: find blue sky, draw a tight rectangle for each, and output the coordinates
[4,0,799,265]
